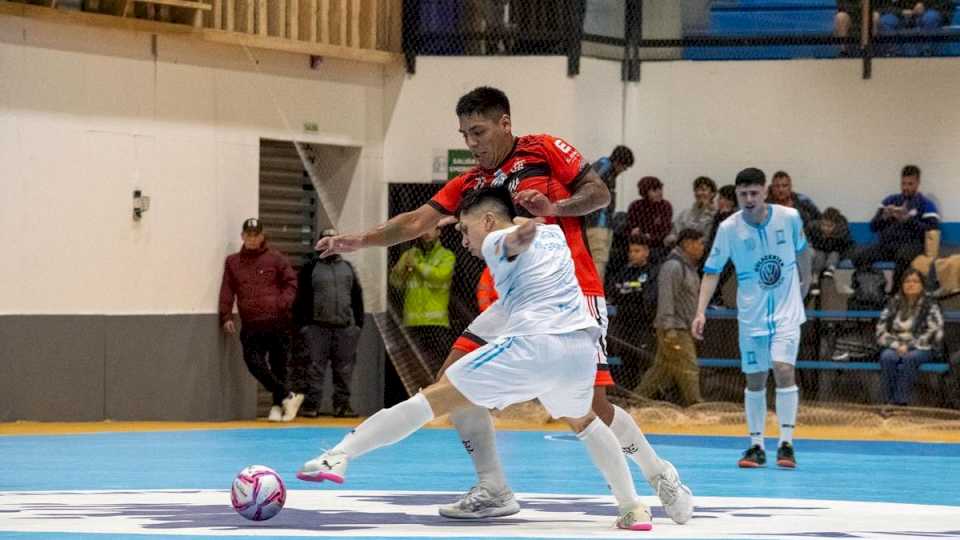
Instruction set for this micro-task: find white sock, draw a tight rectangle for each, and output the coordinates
[775,385,799,446]
[450,405,508,492]
[577,417,640,509]
[333,393,434,459]
[744,388,767,449]
[609,405,665,482]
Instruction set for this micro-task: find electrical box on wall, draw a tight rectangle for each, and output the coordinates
[133,189,150,221]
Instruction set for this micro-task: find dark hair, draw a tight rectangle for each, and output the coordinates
[693,176,717,193]
[636,176,663,197]
[772,170,791,181]
[821,207,846,225]
[610,145,634,167]
[901,164,921,179]
[718,184,737,202]
[628,236,649,248]
[456,86,511,119]
[676,228,704,245]
[735,167,766,187]
[458,186,517,220]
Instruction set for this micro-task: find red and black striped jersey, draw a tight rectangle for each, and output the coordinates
[430,133,604,297]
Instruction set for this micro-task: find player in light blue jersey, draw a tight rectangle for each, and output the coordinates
[298,188,653,532]
[692,168,811,469]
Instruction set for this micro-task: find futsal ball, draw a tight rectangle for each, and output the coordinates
[231,465,286,521]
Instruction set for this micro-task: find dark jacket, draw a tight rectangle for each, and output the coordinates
[218,243,297,331]
[607,262,659,323]
[293,254,364,328]
[808,217,854,257]
[870,192,940,245]
[767,192,821,232]
[626,198,673,249]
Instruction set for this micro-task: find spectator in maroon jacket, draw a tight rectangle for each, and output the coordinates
[627,176,673,262]
[219,218,303,422]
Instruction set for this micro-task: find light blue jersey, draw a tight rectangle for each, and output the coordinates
[482,224,598,338]
[704,204,807,337]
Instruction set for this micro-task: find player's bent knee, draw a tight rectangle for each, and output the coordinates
[422,376,473,417]
[745,372,768,391]
[772,362,796,387]
[563,412,598,434]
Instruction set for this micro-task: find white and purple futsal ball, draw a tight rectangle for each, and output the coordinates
[231,465,286,521]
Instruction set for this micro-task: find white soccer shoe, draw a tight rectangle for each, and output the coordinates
[281,392,305,422]
[438,484,521,519]
[649,460,694,524]
[297,450,348,484]
[616,500,653,531]
[267,405,283,422]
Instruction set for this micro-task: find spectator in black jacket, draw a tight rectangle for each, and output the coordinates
[292,229,365,418]
[808,207,854,296]
[606,237,659,385]
[767,171,821,233]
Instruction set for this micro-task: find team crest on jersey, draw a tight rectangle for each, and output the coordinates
[491,169,508,188]
[744,238,756,251]
[756,254,784,289]
[776,229,786,245]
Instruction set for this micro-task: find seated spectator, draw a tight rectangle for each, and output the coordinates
[876,269,944,409]
[666,176,717,247]
[637,229,706,406]
[808,207,854,297]
[627,176,673,262]
[876,1,953,34]
[767,171,820,233]
[586,145,635,281]
[852,164,940,289]
[705,184,738,308]
[835,1,953,56]
[606,237,660,384]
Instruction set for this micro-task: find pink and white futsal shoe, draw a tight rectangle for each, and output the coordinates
[616,500,653,531]
[297,450,348,484]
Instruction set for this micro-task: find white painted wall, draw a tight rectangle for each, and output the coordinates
[0,17,385,314]
[622,58,960,221]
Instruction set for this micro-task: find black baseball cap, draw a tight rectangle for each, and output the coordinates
[242,218,263,233]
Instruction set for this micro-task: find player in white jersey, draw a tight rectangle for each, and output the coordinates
[692,167,811,469]
[298,188,653,531]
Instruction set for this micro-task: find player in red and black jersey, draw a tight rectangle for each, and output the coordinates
[314,86,692,524]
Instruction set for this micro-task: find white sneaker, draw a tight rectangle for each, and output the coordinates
[297,450,348,484]
[616,500,653,531]
[267,405,283,422]
[649,460,694,524]
[438,484,520,519]
[281,392,305,422]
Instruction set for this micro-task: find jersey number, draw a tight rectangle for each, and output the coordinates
[554,139,573,155]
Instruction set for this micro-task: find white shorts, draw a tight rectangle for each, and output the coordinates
[459,295,613,386]
[738,328,800,375]
[445,331,597,419]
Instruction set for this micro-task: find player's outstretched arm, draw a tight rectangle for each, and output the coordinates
[315,204,445,257]
[692,273,720,340]
[515,168,610,218]
[504,217,544,257]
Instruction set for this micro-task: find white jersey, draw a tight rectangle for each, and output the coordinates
[704,204,807,337]
[481,224,598,338]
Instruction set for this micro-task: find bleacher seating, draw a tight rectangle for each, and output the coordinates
[684,0,960,60]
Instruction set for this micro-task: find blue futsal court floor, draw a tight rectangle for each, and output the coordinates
[2,425,959,539]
